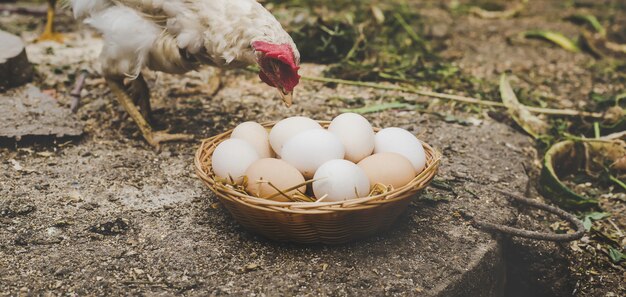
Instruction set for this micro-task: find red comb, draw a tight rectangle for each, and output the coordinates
[252,41,300,92]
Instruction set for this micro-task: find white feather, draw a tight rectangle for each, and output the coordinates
[69,0,111,19]
[85,6,161,78]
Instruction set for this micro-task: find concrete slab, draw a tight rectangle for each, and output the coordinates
[0,85,83,141]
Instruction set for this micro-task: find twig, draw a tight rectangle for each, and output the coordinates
[465,190,585,242]
[563,133,615,143]
[70,70,88,113]
[601,130,626,140]
[607,218,624,238]
[301,75,604,118]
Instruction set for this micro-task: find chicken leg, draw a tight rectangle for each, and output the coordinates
[36,0,64,43]
[126,74,152,122]
[106,76,194,149]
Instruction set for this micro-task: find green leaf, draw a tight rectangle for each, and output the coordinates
[568,14,606,37]
[581,212,610,231]
[583,217,592,231]
[608,247,624,263]
[540,137,625,210]
[500,74,549,139]
[539,140,598,209]
[340,102,412,114]
[586,212,610,220]
[523,30,580,52]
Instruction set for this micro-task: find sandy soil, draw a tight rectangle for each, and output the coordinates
[1,0,625,296]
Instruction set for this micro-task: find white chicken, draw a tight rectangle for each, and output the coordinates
[69,0,301,148]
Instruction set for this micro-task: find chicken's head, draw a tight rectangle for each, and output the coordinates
[252,41,301,107]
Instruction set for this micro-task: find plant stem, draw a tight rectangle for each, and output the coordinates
[562,133,614,143]
[594,122,601,139]
[609,175,626,191]
[301,75,604,118]
[393,13,423,45]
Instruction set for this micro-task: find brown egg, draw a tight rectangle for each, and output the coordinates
[245,158,306,201]
[357,152,417,190]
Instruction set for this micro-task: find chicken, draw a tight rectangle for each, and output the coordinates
[69,0,301,148]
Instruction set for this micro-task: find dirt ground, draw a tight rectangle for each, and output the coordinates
[1,0,625,296]
[1,50,533,296]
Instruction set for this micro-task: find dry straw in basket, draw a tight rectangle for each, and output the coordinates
[194,121,441,244]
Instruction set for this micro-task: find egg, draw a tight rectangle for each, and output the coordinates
[211,139,260,184]
[245,158,306,202]
[231,121,274,158]
[374,127,427,173]
[327,113,375,163]
[358,153,416,189]
[281,129,345,178]
[268,116,323,156]
[312,159,370,202]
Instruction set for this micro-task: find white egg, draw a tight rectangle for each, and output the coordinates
[327,113,375,163]
[211,139,260,184]
[231,121,274,158]
[313,159,370,202]
[374,127,427,173]
[269,116,323,156]
[281,129,345,178]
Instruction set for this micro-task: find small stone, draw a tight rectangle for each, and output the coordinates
[80,202,99,210]
[66,191,83,203]
[46,227,61,237]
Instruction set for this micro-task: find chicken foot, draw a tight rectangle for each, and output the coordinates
[36,0,63,43]
[106,76,194,149]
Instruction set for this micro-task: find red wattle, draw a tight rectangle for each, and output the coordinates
[252,41,300,92]
[258,71,276,87]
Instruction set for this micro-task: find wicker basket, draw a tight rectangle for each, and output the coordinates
[194,121,441,244]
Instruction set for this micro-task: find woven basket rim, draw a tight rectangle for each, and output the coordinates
[194,120,441,213]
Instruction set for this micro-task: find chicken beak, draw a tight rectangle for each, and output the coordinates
[279,89,293,107]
